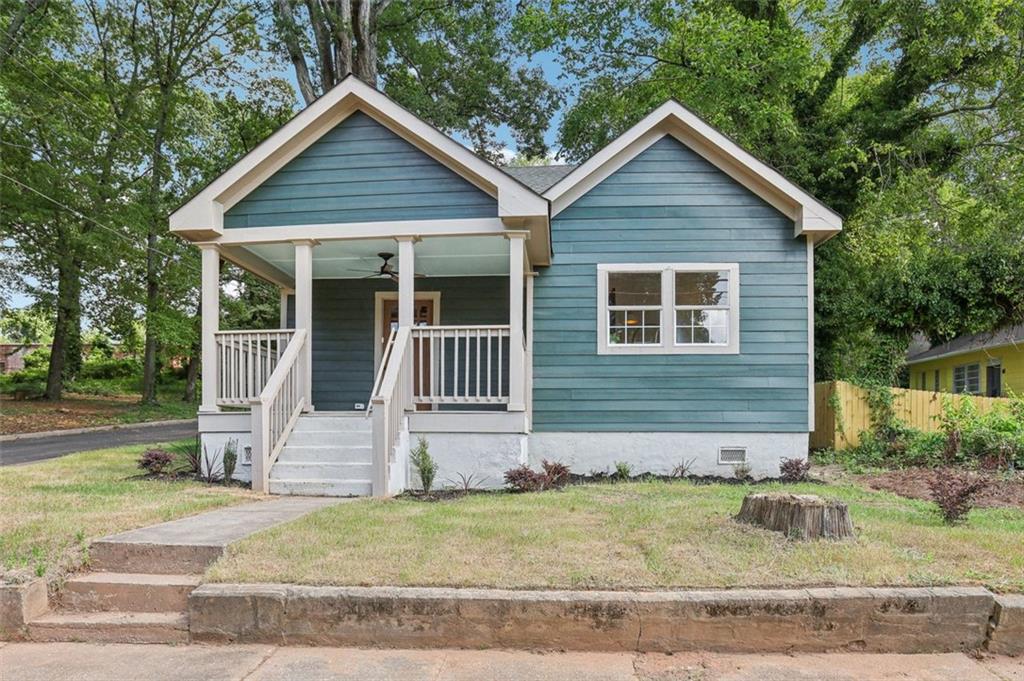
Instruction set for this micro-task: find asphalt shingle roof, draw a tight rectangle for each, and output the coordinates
[501,165,577,193]
[907,324,1024,363]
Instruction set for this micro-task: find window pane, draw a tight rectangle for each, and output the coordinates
[643,328,660,344]
[707,326,729,344]
[609,310,626,326]
[609,272,661,306]
[676,327,693,344]
[693,309,728,327]
[645,309,660,326]
[676,271,729,306]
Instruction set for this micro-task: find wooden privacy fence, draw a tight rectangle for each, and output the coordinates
[811,381,1012,450]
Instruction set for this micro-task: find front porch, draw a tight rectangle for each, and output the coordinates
[198,232,533,496]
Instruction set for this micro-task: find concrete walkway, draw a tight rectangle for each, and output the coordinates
[95,496,343,548]
[1,643,1020,681]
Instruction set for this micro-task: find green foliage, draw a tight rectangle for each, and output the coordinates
[410,437,438,495]
[614,460,632,481]
[222,439,238,483]
[536,0,1024,381]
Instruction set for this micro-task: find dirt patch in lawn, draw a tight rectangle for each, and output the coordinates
[0,393,194,435]
[858,468,1024,510]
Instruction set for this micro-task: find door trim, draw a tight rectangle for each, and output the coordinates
[373,290,442,376]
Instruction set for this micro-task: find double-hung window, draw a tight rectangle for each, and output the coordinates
[953,363,980,394]
[597,263,739,355]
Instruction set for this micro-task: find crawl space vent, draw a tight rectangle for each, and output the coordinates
[718,447,747,465]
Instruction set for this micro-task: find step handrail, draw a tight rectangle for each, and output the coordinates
[367,327,397,416]
[250,328,307,493]
[370,326,412,495]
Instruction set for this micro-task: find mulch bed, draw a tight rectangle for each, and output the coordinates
[858,468,1024,510]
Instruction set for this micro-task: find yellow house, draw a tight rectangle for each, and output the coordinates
[906,325,1024,397]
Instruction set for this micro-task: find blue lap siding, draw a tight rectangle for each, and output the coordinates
[532,136,809,432]
[224,111,497,228]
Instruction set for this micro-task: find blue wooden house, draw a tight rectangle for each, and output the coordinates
[170,76,842,495]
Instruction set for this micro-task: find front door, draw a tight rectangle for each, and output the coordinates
[987,364,1002,397]
[380,298,435,408]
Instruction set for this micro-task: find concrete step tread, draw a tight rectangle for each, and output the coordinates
[281,444,372,450]
[32,611,188,628]
[269,478,372,484]
[67,572,202,586]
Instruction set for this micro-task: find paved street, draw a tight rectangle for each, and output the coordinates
[1,643,1020,681]
[0,420,197,466]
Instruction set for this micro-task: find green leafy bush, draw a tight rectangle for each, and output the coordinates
[410,437,438,494]
[80,357,141,380]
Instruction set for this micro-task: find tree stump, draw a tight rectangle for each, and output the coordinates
[735,493,855,540]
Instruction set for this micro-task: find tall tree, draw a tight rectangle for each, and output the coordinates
[270,0,560,159]
[528,0,1024,381]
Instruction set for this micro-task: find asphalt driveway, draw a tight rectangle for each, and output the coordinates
[0,420,197,466]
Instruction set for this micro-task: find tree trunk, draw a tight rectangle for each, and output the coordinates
[45,245,80,400]
[736,493,855,540]
[62,257,84,382]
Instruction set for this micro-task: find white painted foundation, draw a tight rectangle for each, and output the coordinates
[408,432,528,490]
[529,432,808,480]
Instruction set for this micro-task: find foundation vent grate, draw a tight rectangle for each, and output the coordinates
[718,447,747,465]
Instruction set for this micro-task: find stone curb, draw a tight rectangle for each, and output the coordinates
[0,579,48,640]
[0,419,197,442]
[988,594,1024,655]
[189,584,1003,654]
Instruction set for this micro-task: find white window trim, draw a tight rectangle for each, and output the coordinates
[596,263,740,355]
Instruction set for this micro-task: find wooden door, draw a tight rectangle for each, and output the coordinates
[381,298,434,408]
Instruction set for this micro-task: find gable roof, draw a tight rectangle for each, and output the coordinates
[543,101,842,242]
[502,164,576,193]
[907,325,1024,364]
[169,75,548,241]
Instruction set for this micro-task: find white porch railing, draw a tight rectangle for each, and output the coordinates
[410,325,511,405]
[370,327,413,495]
[215,330,294,406]
[249,329,307,493]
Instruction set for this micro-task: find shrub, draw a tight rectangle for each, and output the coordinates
[671,457,697,478]
[80,357,141,380]
[201,445,222,483]
[446,472,482,492]
[138,449,174,475]
[503,460,571,493]
[504,465,545,493]
[733,462,752,480]
[779,457,811,482]
[222,439,238,482]
[928,470,987,524]
[172,438,202,476]
[410,437,438,494]
[541,459,570,488]
[613,460,632,481]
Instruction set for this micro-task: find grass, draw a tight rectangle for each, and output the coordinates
[0,440,256,582]
[208,480,1024,593]
[0,385,196,435]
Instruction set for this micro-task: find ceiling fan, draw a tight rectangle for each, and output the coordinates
[359,252,426,282]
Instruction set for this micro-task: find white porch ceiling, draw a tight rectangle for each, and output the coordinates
[242,235,511,279]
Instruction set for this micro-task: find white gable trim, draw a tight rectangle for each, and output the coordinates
[170,76,548,240]
[544,101,842,241]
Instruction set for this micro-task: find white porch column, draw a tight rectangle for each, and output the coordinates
[294,240,315,409]
[396,236,416,328]
[279,288,292,329]
[199,244,220,413]
[507,233,526,412]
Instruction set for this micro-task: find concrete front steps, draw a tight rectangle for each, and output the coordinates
[269,412,374,497]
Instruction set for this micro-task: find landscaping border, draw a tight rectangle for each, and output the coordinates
[189,584,1016,654]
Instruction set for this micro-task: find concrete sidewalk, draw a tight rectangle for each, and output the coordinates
[1,643,1021,681]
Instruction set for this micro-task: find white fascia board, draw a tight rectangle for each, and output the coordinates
[212,218,509,245]
[544,100,843,239]
[169,76,547,239]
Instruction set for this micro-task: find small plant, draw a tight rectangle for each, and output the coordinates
[201,445,223,483]
[222,438,238,482]
[410,437,438,494]
[613,460,632,481]
[138,449,175,475]
[671,457,697,478]
[733,462,752,480]
[779,457,811,482]
[503,460,571,493]
[171,437,202,477]
[504,464,544,492]
[928,470,987,524]
[447,471,482,492]
[541,460,571,488]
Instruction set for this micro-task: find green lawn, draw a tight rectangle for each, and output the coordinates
[0,441,256,582]
[208,481,1024,592]
[0,387,196,435]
